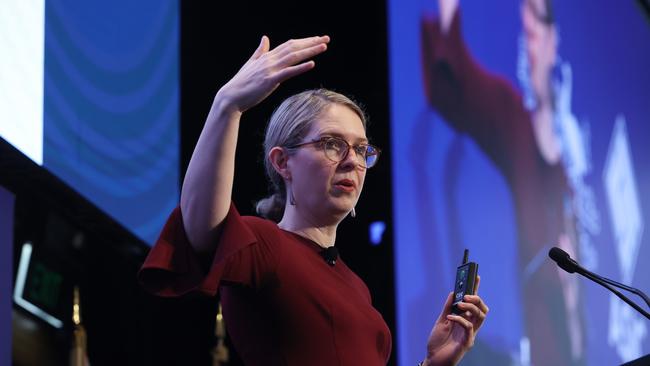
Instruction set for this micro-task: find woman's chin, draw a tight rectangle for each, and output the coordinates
[334,197,357,210]
[324,201,354,218]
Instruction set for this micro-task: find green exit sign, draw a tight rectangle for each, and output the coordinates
[26,262,63,311]
[13,243,67,328]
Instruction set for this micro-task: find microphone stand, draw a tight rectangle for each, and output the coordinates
[587,269,650,308]
[549,247,650,320]
[574,266,650,320]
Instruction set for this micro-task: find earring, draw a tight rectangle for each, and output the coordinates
[350,207,356,218]
[283,174,296,206]
[288,185,296,206]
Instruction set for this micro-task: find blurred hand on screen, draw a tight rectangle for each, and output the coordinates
[438,0,460,33]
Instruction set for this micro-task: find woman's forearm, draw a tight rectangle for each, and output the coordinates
[180,92,242,253]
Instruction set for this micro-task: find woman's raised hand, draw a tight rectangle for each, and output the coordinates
[216,35,330,114]
[179,35,329,252]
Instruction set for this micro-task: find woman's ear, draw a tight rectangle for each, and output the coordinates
[269,147,291,180]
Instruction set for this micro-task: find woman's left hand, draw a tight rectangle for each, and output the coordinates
[423,275,488,366]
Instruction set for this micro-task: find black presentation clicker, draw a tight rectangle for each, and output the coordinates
[452,249,478,315]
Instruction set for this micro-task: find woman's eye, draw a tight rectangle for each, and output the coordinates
[326,140,342,151]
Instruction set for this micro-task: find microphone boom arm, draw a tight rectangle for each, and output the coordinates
[576,266,650,320]
[549,247,650,320]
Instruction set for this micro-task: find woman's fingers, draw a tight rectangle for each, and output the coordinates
[447,314,473,331]
[457,295,488,335]
[268,40,329,84]
[272,35,330,60]
[446,313,476,348]
[474,275,481,294]
[219,35,329,113]
[456,300,486,326]
[249,35,329,85]
[266,37,329,68]
[464,294,489,315]
[277,42,328,69]
[456,301,481,318]
[446,314,475,340]
[247,35,270,62]
[273,61,317,84]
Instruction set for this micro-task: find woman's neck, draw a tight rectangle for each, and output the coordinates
[278,206,339,248]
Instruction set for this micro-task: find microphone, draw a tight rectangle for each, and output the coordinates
[320,246,338,266]
[548,247,579,273]
[548,247,650,320]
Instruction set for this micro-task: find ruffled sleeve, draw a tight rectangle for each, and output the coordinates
[138,202,265,297]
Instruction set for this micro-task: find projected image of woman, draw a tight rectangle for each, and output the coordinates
[139,35,489,365]
[420,0,600,364]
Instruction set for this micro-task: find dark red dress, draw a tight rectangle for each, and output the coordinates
[138,203,392,365]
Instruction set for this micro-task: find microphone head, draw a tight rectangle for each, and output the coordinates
[549,246,570,261]
[548,247,576,273]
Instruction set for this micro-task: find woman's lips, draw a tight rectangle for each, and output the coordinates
[333,179,356,193]
[334,183,355,193]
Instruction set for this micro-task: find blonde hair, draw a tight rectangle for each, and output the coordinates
[255,88,367,222]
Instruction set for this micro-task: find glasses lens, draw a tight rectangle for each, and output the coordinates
[352,145,368,166]
[323,138,346,162]
[365,146,379,168]
[320,137,380,168]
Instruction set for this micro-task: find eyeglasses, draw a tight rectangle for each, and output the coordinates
[287,136,381,169]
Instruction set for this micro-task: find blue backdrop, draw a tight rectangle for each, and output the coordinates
[43,0,179,244]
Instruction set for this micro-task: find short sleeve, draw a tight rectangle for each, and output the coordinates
[138,202,275,297]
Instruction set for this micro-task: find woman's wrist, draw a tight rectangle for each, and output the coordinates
[212,91,242,117]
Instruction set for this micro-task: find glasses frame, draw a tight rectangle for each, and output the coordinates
[286,136,381,169]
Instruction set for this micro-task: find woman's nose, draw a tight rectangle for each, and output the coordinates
[339,147,362,169]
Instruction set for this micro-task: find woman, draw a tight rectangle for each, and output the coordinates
[139,35,488,365]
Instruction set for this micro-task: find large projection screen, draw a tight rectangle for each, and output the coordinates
[389,0,650,365]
